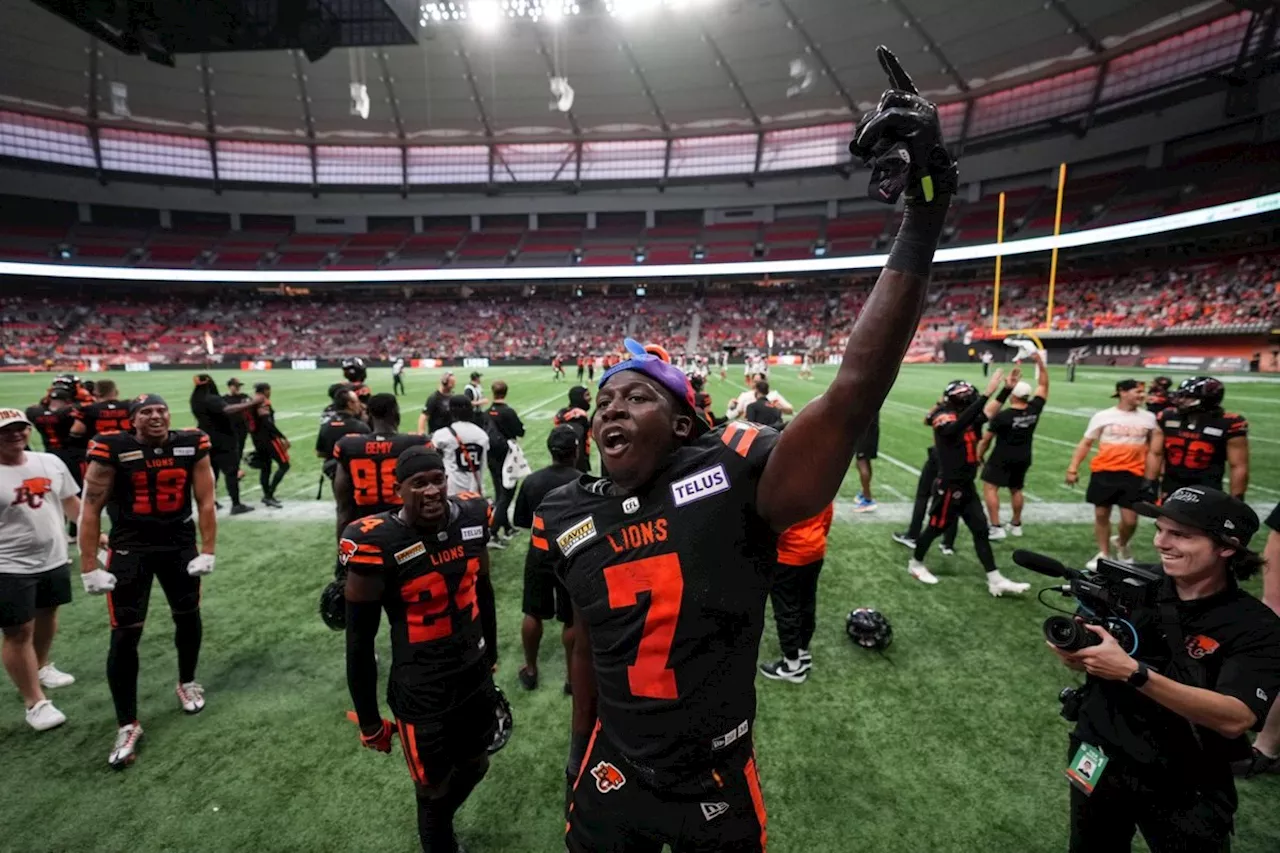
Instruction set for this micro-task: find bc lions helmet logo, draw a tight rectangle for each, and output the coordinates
[591,761,626,794]
[338,538,358,566]
[1185,634,1220,659]
[14,477,53,509]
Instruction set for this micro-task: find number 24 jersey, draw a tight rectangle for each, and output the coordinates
[536,422,780,774]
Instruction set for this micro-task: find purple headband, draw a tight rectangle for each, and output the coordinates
[599,338,699,415]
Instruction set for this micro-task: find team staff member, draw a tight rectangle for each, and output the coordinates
[317,388,370,476]
[907,371,1030,595]
[1144,376,1248,502]
[543,55,962,848]
[418,372,456,436]
[463,371,488,414]
[78,395,219,768]
[223,378,251,461]
[759,503,834,684]
[190,375,257,516]
[248,383,290,509]
[512,426,581,692]
[1049,487,1280,851]
[392,357,406,396]
[979,350,1049,539]
[485,381,524,541]
[553,386,593,474]
[333,394,430,539]
[0,408,80,731]
[743,381,785,428]
[70,379,130,440]
[342,447,499,853]
[1066,379,1157,568]
[431,396,490,499]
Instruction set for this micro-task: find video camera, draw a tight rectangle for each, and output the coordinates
[1012,549,1162,654]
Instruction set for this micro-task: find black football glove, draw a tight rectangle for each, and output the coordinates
[849,46,958,206]
[1138,479,1159,504]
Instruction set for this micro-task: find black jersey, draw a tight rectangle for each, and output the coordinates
[986,396,1046,463]
[339,498,492,722]
[553,406,592,472]
[26,404,70,452]
[247,401,280,442]
[86,429,211,551]
[536,421,780,774]
[333,431,433,516]
[1156,407,1248,489]
[931,398,987,483]
[316,414,370,460]
[79,400,132,438]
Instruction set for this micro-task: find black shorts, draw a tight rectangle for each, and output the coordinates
[395,678,498,788]
[927,481,975,530]
[0,565,72,629]
[567,725,767,853]
[522,562,573,625]
[855,421,879,460]
[982,457,1030,490]
[1086,471,1142,509]
[104,547,200,628]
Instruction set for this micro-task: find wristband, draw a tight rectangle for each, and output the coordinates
[886,195,950,277]
[996,387,1012,404]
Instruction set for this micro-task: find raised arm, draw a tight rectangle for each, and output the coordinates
[78,460,114,575]
[935,371,1004,438]
[757,47,957,531]
[1032,351,1049,400]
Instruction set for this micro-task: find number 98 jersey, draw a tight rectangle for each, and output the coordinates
[86,429,211,551]
[339,497,492,723]
[333,432,434,516]
[536,422,780,775]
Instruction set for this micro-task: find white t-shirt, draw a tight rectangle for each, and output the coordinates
[0,452,79,575]
[392,359,405,376]
[1082,406,1157,476]
[727,389,790,419]
[431,421,491,496]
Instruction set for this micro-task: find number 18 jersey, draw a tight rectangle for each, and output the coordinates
[536,422,780,775]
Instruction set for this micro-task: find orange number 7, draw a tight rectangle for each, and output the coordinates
[603,554,683,700]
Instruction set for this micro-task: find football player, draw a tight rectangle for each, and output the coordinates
[342,447,499,853]
[543,49,962,849]
[69,379,131,440]
[77,394,218,768]
[907,370,1031,596]
[333,394,432,539]
[1145,376,1248,501]
[247,383,290,508]
[554,387,594,474]
[1146,375,1173,415]
[342,357,373,403]
[978,350,1050,538]
[552,355,565,382]
[891,399,957,555]
[317,388,370,471]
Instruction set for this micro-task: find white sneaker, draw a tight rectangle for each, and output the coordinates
[486,538,506,551]
[987,572,1031,597]
[1110,535,1133,563]
[939,544,956,556]
[908,559,939,585]
[109,722,143,768]
[1084,552,1107,571]
[988,525,1007,541]
[25,700,66,731]
[38,664,75,689]
[1009,524,1023,537]
[176,681,206,714]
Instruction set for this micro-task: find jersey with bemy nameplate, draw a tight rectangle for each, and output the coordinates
[1155,407,1247,487]
[536,421,780,774]
[86,429,211,551]
[333,431,434,516]
[339,497,492,722]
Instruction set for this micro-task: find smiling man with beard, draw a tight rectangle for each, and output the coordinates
[536,46,958,852]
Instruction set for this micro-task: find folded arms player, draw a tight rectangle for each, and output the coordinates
[542,47,958,853]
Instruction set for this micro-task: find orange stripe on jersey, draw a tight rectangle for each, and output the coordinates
[345,555,384,566]
[531,535,549,551]
[198,435,211,450]
[532,514,545,531]
[722,422,742,448]
[457,491,481,501]
[733,425,760,458]
[355,544,383,554]
[745,755,768,851]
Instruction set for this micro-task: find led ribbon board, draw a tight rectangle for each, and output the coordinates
[1,192,1276,284]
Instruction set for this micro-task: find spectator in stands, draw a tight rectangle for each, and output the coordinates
[418,372,455,436]
[485,381,523,542]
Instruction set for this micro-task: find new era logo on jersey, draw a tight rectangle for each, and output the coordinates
[700,802,730,822]
[591,761,626,793]
[461,525,485,541]
[338,538,358,566]
[1259,688,1269,702]
[119,450,144,462]
[557,515,597,557]
[670,464,729,507]
[174,446,196,456]
[394,542,426,565]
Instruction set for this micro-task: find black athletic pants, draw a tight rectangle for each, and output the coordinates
[913,481,997,573]
[1067,737,1233,853]
[393,374,405,395]
[488,454,515,536]
[906,449,956,548]
[769,559,822,660]
[210,436,242,505]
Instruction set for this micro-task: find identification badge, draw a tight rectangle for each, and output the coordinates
[1065,742,1109,795]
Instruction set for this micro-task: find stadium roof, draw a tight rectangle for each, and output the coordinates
[0,0,1246,144]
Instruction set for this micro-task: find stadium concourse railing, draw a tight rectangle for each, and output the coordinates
[1,192,1277,285]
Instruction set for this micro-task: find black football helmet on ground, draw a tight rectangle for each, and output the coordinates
[342,357,367,383]
[1174,376,1225,411]
[847,608,893,650]
[488,686,513,754]
[319,579,345,631]
[943,380,978,408]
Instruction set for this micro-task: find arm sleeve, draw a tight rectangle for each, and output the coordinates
[1029,397,1047,415]
[345,600,383,729]
[933,397,988,437]
[1215,622,1280,729]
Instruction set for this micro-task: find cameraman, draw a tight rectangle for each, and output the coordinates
[1049,486,1280,852]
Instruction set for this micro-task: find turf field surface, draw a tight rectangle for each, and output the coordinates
[1,364,1278,853]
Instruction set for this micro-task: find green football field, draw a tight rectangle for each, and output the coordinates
[2,363,1279,853]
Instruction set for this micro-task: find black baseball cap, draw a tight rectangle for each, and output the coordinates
[1112,379,1143,397]
[227,377,242,388]
[547,424,579,455]
[470,371,483,380]
[1135,486,1260,552]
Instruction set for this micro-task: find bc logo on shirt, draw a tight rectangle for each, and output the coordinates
[13,477,53,510]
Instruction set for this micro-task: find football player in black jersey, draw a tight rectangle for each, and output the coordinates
[77,394,219,769]
[1144,376,1249,501]
[333,393,434,540]
[343,446,499,853]
[70,379,131,440]
[541,49,961,850]
[554,386,594,474]
[891,399,957,555]
[28,387,85,487]
[907,370,1031,596]
[978,350,1049,539]
[317,388,370,477]
[342,357,374,403]
[247,382,291,508]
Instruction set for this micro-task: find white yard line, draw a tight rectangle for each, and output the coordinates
[879,483,910,501]
[1022,490,1045,503]
[1035,434,1079,448]
[877,451,923,478]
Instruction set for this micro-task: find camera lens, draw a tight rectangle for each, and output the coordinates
[1043,616,1101,651]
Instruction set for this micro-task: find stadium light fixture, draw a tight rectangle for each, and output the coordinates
[471,0,501,31]
[2,192,1276,285]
